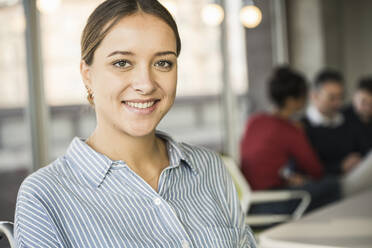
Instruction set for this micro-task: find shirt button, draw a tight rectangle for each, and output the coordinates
[153,198,162,205]
[181,240,190,248]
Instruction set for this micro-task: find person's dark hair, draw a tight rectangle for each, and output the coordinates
[268,66,308,108]
[314,69,343,89]
[81,0,181,65]
[357,77,372,95]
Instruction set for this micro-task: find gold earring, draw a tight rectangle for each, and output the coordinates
[86,88,94,105]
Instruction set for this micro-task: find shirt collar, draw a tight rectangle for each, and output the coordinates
[65,137,113,188]
[65,131,197,188]
[306,105,344,127]
[154,130,197,173]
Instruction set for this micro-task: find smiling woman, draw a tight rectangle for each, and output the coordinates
[13,0,257,247]
[81,12,178,141]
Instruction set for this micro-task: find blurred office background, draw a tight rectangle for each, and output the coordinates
[0,0,372,242]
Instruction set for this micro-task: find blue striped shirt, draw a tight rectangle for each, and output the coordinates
[14,131,256,247]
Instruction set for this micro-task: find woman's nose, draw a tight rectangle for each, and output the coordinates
[131,66,156,95]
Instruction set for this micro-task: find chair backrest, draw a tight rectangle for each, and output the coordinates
[221,156,252,213]
[0,221,14,248]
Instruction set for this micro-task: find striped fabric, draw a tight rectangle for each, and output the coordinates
[14,131,256,248]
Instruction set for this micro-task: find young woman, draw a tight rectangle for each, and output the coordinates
[14,0,256,247]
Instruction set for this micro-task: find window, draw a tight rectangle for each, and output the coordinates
[0,2,30,223]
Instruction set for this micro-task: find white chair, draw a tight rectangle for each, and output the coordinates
[0,221,14,248]
[221,156,311,226]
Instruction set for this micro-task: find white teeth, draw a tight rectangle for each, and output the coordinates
[125,101,155,109]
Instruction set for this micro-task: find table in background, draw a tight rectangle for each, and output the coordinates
[259,189,372,248]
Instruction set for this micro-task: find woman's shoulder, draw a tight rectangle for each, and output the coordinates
[17,157,69,200]
[162,131,229,177]
[158,130,223,169]
[180,141,220,161]
[177,141,226,174]
[246,112,281,127]
[249,112,270,121]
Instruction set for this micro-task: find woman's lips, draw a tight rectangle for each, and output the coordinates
[121,100,160,114]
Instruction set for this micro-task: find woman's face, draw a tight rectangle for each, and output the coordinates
[81,13,178,138]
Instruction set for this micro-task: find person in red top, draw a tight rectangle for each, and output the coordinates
[240,67,340,214]
[241,114,323,190]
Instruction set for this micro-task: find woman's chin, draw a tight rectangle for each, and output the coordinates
[122,124,157,138]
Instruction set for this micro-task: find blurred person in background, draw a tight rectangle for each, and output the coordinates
[341,77,372,196]
[302,69,361,175]
[14,0,256,247]
[342,77,372,156]
[303,70,372,197]
[240,67,340,214]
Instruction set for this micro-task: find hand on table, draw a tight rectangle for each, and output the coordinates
[286,173,307,187]
[342,153,362,174]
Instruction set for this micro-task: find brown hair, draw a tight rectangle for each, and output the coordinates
[81,0,181,65]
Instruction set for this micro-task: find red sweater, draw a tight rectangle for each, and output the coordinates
[240,113,324,190]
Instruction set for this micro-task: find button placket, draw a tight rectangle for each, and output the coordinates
[181,240,190,248]
[153,197,162,206]
[158,201,193,247]
[112,152,193,247]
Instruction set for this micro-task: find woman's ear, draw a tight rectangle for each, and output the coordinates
[80,60,92,88]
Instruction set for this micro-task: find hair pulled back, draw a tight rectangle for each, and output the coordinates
[81,0,181,65]
[268,66,308,108]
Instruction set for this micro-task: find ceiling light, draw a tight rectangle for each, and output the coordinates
[37,0,61,14]
[201,3,224,26]
[240,2,262,28]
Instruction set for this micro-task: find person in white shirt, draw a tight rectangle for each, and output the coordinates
[303,69,372,197]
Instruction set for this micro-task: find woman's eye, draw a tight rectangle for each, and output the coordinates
[155,60,173,70]
[113,60,130,68]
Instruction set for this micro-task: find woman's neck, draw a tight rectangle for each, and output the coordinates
[273,107,293,120]
[86,124,169,192]
[86,125,167,172]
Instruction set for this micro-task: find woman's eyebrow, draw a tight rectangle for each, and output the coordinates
[107,50,176,58]
[155,51,177,57]
[107,51,134,57]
